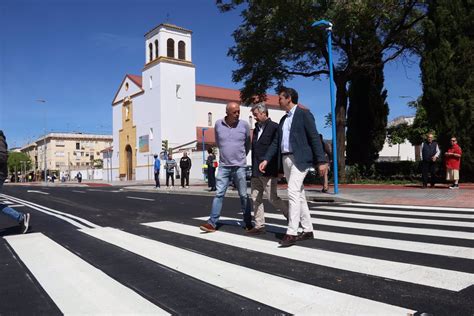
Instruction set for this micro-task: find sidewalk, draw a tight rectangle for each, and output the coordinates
[8,180,473,208]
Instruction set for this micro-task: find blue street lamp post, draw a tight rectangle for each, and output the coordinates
[202,128,209,180]
[312,19,339,194]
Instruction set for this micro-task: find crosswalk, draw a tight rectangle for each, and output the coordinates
[1,194,473,315]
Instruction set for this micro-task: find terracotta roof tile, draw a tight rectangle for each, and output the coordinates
[127,74,143,88]
[196,84,279,108]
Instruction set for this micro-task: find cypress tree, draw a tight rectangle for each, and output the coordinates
[346,24,389,168]
[421,0,474,180]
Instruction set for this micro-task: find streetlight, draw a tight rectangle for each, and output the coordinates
[312,19,339,194]
[202,127,209,180]
[36,99,47,184]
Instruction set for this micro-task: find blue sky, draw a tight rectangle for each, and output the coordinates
[0,0,421,148]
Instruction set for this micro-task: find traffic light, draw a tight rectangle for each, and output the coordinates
[161,140,168,151]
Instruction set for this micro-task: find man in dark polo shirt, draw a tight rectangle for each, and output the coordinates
[200,102,252,232]
[421,133,440,188]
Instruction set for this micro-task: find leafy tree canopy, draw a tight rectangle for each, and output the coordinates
[7,152,32,174]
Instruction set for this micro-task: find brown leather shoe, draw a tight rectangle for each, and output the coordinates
[296,231,314,241]
[246,227,266,235]
[279,234,297,247]
[199,223,216,233]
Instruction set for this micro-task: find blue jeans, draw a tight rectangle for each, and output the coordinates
[0,182,24,222]
[208,166,252,228]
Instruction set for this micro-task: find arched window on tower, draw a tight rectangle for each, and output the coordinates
[167,38,175,58]
[208,112,213,127]
[154,39,159,58]
[148,43,153,62]
[178,41,186,60]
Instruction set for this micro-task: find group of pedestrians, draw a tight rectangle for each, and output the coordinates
[199,87,328,247]
[421,132,463,189]
[153,152,192,189]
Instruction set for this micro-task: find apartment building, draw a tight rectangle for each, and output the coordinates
[21,132,112,173]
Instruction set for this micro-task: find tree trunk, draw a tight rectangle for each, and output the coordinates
[335,77,348,182]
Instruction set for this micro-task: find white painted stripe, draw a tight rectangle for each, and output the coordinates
[9,204,24,208]
[5,233,167,315]
[312,205,474,219]
[342,203,474,213]
[256,213,474,240]
[0,200,14,204]
[126,196,155,201]
[72,190,86,194]
[1,194,100,229]
[309,210,474,228]
[195,216,474,260]
[87,189,121,193]
[149,221,474,291]
[81,227,414,315]
[27,190,49,195]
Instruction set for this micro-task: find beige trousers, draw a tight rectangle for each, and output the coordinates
[282,155,313,236]
[251,176,289,228]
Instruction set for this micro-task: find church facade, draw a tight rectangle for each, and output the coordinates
[110,23,285,181]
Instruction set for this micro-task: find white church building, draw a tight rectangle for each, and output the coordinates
[108,23,285,181]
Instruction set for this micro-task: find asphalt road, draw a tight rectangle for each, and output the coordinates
[1,185,473,315]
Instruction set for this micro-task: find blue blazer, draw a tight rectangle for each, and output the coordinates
[264,106,327,172]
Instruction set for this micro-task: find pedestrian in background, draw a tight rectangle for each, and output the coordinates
[206,147,217,191]
[165,154,178,189]
[200,101,252,232]
[0,130,30,234]
[320,134,332,193]
[77,171,82,183]
[445,137,462,189]
[248,102,288,235]
[421,133,440,188]
[180,152,192,188]
[153,154,161,189]
[260,87,328,247]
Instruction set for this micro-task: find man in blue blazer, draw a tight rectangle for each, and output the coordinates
[259,87,328,247]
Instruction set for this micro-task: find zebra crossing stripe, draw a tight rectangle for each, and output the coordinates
[4,233,168,315]
[194,216,473,259]
[341,203,474,213]
[80,227,415,315]
[308,210,474,228]
[261,213,474,240]
[1,194,100,229]
[150,220,474,291]
[312,205,474,219]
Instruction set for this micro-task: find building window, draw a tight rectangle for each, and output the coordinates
[149,76,153,90]
[154,39,158,58]
[125,82,129,91]
[176,84,181,99]
[76,142,80,150]
[208,112,212,127]
[167,38,175,58]
[178,41,185,60]
[148,43,153,62]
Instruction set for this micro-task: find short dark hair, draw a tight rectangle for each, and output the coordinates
[207,147,213,154]
[278,86,298,104]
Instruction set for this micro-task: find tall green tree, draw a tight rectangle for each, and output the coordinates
[217,0,425,179]
[7,152,32,174]
[421,0,474,179]
[346,21,389,166]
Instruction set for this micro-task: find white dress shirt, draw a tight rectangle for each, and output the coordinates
[281,105,297,154]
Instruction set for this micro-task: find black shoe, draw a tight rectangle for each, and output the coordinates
[279,234,297,247]
[20,213,31,234]
[296,231,314,241]
[246,227,266,235]
[321,188,328,193]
